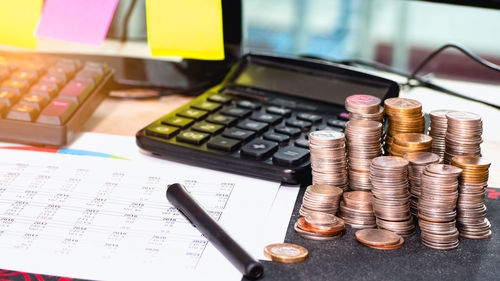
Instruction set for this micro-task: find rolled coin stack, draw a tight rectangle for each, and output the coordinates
[388,133,432,157]
[355,228,404,250]
[294,212,345,240]
[384,98,425,152]
[451,156,492,239]
[444,111,482,164]
[418,164,462,250]
[299,185,343,216]
[403,152,441,215]
[339,191,377,229]
[429,110,452,161]
[345,94,384,122]
[345,120,383,191]
[370,156,415,237]
[309,130,348,190]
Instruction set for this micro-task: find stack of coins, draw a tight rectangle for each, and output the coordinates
[355,229,404,250]
[388,133,432,157]
[339,191,377,228]
[370,156,415,237]
[299,185,343,216]
[345,94,384,122]
[384,98,425,151]
[309,130,348,190]
[444,111,482,163]
[345,120,383,191]
[429,110,452,161]
[294,212,345,240]
[418,164,462,250]
[451,156,492,239]
[403,152,441,215]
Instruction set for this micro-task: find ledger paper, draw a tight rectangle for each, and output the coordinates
[0,149,282,281]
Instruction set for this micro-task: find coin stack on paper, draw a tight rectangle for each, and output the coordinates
[444,111,483,164]
[309,130,348,190]
[345,120,383,191]
[299,185,343,216]
[418,164,462,250]
[451,156,492,239]
[388,133,432,157]
[345,94,384,122]
[355,228,404,250]
[404,152,441,215]
[429,110,452,161]
[339,191,377,229]
[370,156,415,237]
[384,98,425,152]
[294,212,345,240]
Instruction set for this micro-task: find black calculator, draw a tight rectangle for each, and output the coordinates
[136,54,399,184]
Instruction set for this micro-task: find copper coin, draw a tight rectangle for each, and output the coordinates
[355,228,402,246]
[346,94,381,114]
[264,243,309,263]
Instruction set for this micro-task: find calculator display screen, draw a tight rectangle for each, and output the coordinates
[233,63,389,105]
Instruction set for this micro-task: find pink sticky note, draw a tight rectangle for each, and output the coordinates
[35,0,119,45]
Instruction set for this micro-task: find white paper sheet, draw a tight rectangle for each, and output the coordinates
[0,149,287,281]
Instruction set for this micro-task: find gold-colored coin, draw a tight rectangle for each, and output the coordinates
[264,243,309,263]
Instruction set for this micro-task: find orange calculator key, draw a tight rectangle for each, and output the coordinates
[0,90,19,106]
[11,71,38,84]
[1,80,29,95]
[6,104,39,122]
[36,98,77,125]
[19,94,49,110]
[30,84,58,99]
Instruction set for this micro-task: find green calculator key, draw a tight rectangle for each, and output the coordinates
[162,116,194,128]
[192,121,224,135]
[191,100,221,112]
[176,130,210,145]
[177,108,208,120]
[146,124,179,139]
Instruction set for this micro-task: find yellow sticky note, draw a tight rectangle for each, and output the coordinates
[146,0,225,60]
[0,0,43,49]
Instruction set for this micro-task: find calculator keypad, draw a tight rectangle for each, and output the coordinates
[142,90,348,175]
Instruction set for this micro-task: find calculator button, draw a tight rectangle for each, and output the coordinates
[36,98,77,125]
[177,108,208,120]
[236,120,268,133]
[207,136,241,152]
[146,124,179,139]
[275,125,301,137]
[222,128,256,141]
[327,119,347,128]
[191,100,222,112]
[220,106,251,118]
[176,130,210,145]
[263,132,290,143]
[251,112,282,124]
[11,71,38,84]
[84,61,109,74]
[294,138,309,148]
[48,65,74,79]
[237,100,261,110]
[75,69,102,85]
[192,121,224,135]
[338,112,350,121]
[39,74,66,89]
[161,116,194,128]
[297,113,323,123]
[19,94,49,110]
[6,104,39,122]
[58,80,93,104]
[1,80,29,95]
[0,90,19,107]
[273,146,310,166]
[266,106,291,117]
[286,119,312,130]
[206,114,237,126]
[241,139,279,159]
[30,84,58,99]
[208,93,232,104]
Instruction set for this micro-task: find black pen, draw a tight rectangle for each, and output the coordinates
[166,183,264,280]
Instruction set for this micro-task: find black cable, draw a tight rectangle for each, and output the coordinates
[121,0,138,42]
[408,43,500,82]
